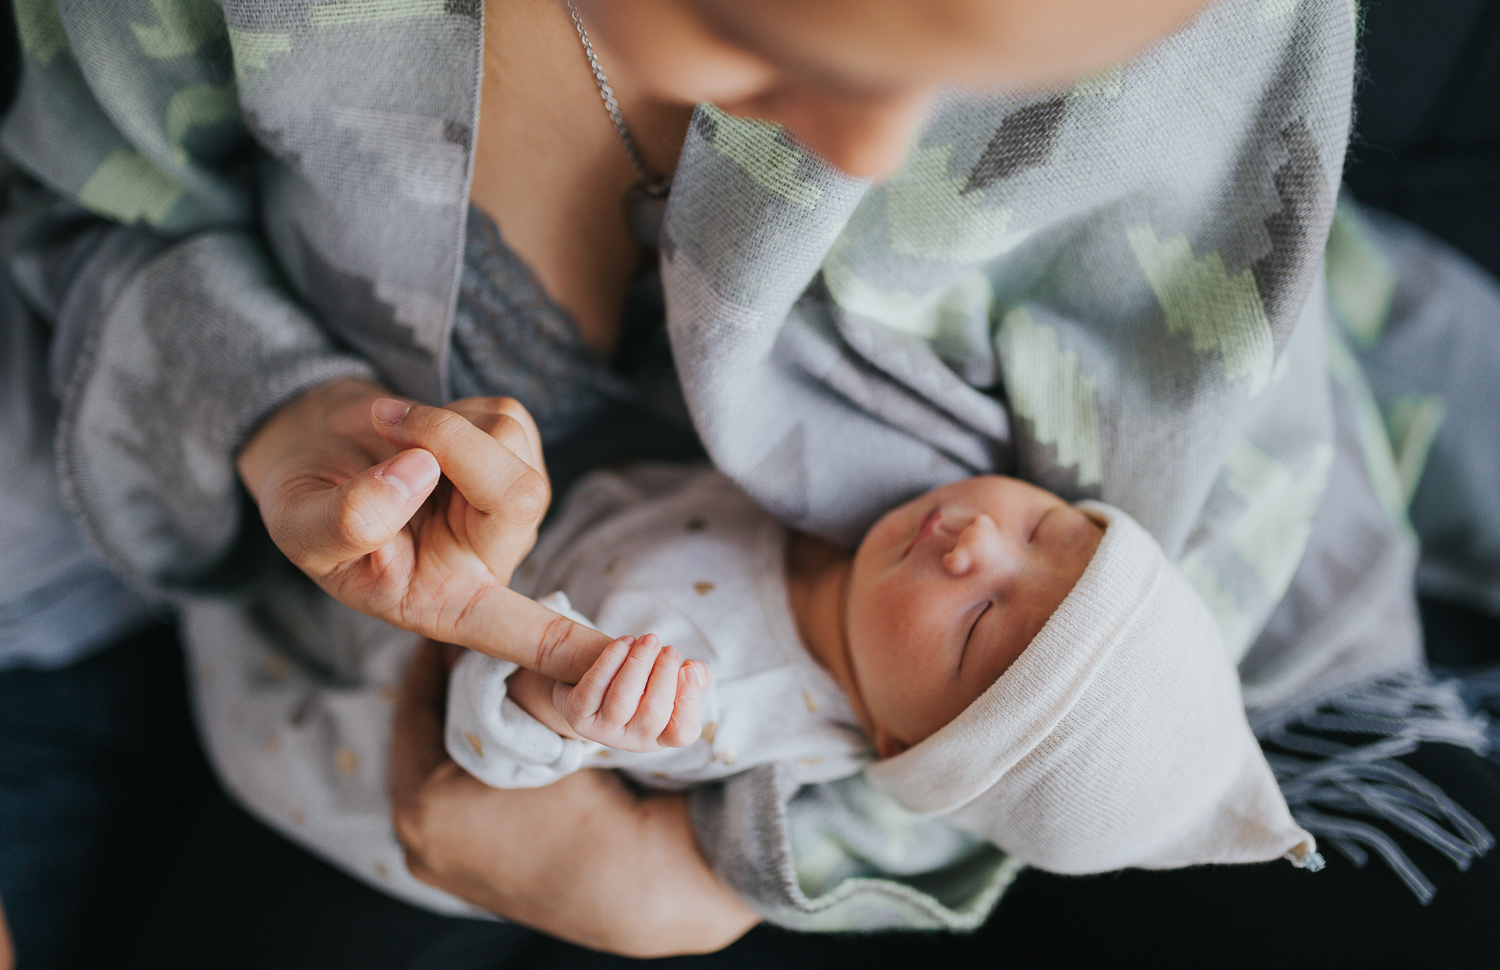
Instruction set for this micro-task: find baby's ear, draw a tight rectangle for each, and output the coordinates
[873,726,909,760]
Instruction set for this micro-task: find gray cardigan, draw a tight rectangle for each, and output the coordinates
[7,0,1498,926]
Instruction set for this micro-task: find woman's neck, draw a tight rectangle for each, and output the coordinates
[783,532,875,735]
[471,0,692,356]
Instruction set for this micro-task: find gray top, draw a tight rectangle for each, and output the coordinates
[448,205,702,496]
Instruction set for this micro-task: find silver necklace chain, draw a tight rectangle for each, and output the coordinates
[566,2,671,198]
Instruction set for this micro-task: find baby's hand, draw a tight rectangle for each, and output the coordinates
[553,634,711,752]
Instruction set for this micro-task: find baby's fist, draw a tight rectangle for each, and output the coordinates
[554,634,711,752]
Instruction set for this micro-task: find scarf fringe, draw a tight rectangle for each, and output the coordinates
[1252,669,1495,904]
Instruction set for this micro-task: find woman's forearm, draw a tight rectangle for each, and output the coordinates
[0,894,13,970]
[401,771,757,955]
[391,642,758,956]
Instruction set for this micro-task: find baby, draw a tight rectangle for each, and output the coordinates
[447,465,1320,873]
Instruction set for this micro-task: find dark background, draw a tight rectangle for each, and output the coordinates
[1346,0,1500,278]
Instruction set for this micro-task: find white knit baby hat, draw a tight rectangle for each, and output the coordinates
[865,502,1319,874]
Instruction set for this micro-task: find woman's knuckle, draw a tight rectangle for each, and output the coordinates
[493,414,528,450]
[331,497,381,548]
[468,412,501,436]
[430,408,469,444]
[506,468,549,521]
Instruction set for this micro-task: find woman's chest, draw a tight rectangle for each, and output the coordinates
[468,0,688,356]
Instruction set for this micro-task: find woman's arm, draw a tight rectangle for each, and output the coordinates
[391,641,759,957]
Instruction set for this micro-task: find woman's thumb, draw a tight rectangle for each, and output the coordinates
[285,448,440,566]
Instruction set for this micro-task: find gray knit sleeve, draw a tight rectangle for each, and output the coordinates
[1,179,374,597]
[63,228,373,595]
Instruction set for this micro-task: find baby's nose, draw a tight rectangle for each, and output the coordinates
[941,514,1011,577]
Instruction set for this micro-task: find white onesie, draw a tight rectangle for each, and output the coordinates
[446,465,873,791]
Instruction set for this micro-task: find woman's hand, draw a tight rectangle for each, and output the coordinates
[237,379,611,679]
[390,641,759,957]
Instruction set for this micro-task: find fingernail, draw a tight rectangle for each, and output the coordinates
[619,635,636,646]
[685,663,700,687]
[380,450,438,501]
[373,398,410,425]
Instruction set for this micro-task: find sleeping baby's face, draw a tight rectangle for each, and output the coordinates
[844,476,1104,757]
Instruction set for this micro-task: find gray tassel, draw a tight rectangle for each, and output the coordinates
[1252,669,1494,904]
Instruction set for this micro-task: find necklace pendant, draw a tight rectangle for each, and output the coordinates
[626,182,669,249]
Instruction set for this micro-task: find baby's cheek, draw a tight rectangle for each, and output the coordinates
[869,646,957,743]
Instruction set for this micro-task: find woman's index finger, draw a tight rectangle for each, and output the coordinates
[371,400,548,521]
[452,585,616,685]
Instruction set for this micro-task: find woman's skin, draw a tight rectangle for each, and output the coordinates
[237,0,1211,955]
[0,897,13,970]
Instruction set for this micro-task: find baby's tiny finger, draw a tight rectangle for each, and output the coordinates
[628,645,683,745]
[598,635,662,726]
[659,662,705,748]
[567,635,635,721]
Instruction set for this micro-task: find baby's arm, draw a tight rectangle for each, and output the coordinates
[511,634,711,753]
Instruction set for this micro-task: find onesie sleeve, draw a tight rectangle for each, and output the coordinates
[444,592,600,789]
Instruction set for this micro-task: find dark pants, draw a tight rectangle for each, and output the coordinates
[127,790,542,970]
[0,624,213,970]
